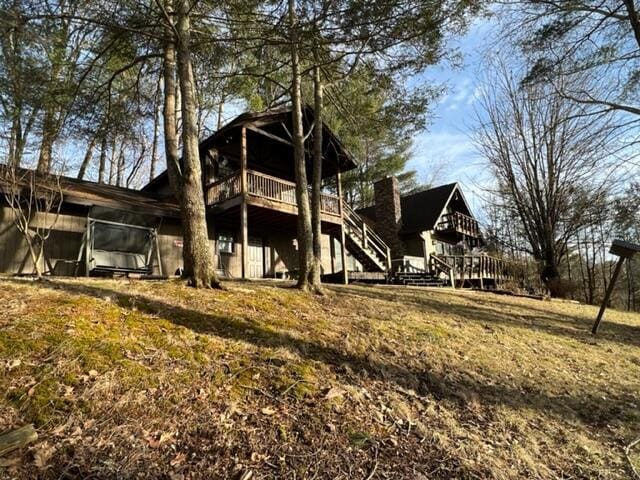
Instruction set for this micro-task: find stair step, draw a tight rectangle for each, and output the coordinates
[401,280,444,287]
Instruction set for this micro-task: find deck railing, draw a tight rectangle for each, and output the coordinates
[205,169,341,216]
[247,170,297,205]
[206,171,241,205]
[343,203,391,268]
[434,254,509,280]
[436,211,481,237]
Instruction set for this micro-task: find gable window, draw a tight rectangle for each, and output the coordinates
[217,232,234,254]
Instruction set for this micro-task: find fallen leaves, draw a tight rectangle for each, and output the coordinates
[170,452,187,467]
[0,279,639,479]
[324,387,346,401]
[260,407,276,416]
[4,359,21,371]
[32,442,55,469]
[143,430,175,449]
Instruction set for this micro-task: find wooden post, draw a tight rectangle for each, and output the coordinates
[240,126,248,279]
[240,127,248,194]
[386,245,391,271]
[362,222,368,249]
[336,169,348,284]
[421,231,430,272]
[85,217,91,277]
[330,235,336,274]
[155,231,163,277]
[592,257,625,334]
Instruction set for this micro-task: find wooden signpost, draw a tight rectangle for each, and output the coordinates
[592,239,640,335]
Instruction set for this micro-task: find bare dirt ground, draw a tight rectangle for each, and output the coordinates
[0,277,639,479]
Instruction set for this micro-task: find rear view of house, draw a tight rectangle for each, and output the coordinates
[0,106,508,288]
[0,107,390,281]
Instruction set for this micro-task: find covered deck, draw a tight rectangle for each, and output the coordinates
[198,107,356,279]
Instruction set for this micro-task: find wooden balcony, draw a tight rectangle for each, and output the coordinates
[435,211,481,238]
[205,169,341,220]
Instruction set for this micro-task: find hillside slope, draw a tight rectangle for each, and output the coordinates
[0,278,639,479]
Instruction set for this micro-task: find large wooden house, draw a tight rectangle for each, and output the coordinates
[0,106,508,287]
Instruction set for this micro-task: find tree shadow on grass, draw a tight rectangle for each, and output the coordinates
[334,285,640,348]
[16,279,638,429]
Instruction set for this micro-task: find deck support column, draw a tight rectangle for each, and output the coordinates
[337,169,348,284]
[240,126,248,279]
[85,217,91,277]
[421,231,431,272]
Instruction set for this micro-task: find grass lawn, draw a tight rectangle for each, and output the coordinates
[0,277,639,479]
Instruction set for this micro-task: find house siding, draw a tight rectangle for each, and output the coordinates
[0,205,185,277]
[1,203,344,280]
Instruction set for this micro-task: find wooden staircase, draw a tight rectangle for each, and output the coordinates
[342,204,390,273]
[393,271,445,287]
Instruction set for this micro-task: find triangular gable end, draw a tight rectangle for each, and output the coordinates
[431,183,475,230]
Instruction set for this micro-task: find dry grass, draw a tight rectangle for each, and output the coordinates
[0,277,639,479]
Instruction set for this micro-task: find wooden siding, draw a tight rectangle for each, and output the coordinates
[0,208,85,275]
[0,205,344,280]
[0,206,184,277]
[217,229,339,279]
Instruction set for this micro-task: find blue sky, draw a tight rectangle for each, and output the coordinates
[407,17,497,215]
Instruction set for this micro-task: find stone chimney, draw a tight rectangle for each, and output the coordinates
[374,176,404,259]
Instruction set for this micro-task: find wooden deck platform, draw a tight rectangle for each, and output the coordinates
[205,169,342,224]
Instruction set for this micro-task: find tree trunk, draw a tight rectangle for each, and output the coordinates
[77,134,97,180]
[37,106,57,174]
[150,75,162,182]
[98,135,107,184]
[288,0,313,291]
[26,235,43,278]
[308,62,324,293]
[161,9,188,278]
[172,0,220,288]
[540,249,561,296]
[116,146,125,187]
[108,137,117,184]
[8,113,28,168]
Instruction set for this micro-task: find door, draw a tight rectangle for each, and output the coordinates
[248,236,264,278]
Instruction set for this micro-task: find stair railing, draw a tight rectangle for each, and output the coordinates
[342,203,391,269]
[429,254,455,287]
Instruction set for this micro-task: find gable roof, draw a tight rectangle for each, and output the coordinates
[399,183,459,234]
[144,105,358,193]
[357,183,468,234]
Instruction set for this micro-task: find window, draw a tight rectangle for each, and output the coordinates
[217,232,234,254]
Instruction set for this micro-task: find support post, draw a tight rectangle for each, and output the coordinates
[362,222,368,249]
[155,231,163,277]
[449,264,455,288]
[592,257,625,334]
[330,235,336,274]
[336,169,348,284]
[421,231,430,272]
[240,126,248,279]
[74,231,87,277]
[386,246,391,271]
[85,218,91,277]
